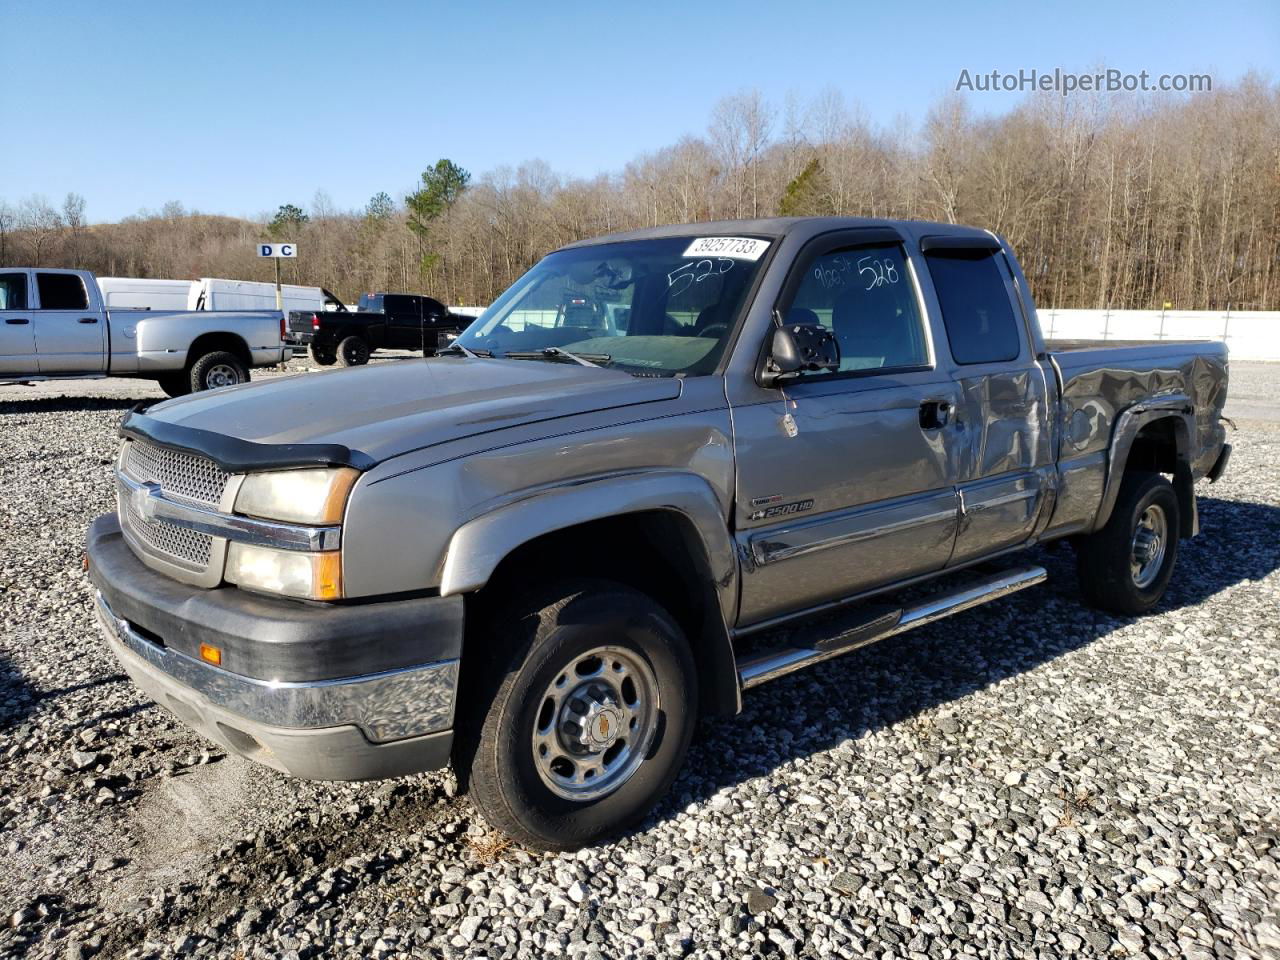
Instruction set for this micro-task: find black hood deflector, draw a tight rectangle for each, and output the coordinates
[119,409,375,472]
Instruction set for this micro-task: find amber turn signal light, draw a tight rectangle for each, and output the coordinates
[199,643,222,667]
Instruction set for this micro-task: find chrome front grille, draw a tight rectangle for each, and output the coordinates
[122,440,229,505]
[117,477,212,567]
[118,439,230,577]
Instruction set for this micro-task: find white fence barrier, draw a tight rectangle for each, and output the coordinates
[1039,309,1280,361]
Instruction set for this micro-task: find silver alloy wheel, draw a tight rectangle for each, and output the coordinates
[531,645,659,801]
[1130,503,1168,588]
[206,363,241,389]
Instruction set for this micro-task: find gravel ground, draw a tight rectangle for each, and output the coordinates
[1,361,1277,960]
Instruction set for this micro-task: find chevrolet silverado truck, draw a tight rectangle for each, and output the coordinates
[86,218,1231,850]
[287,292,469,366]
[0,268,288,395]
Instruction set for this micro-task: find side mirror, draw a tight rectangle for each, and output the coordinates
[761,322,840,386]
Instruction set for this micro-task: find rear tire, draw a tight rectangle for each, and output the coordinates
[307,342,337,366]
[459,580,697,851]
[336,336,370,367]
[188,351,249,392]
[1075,471,1180,616]
[157,373,190,398]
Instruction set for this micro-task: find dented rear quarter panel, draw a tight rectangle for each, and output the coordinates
[1044,341,1229,536]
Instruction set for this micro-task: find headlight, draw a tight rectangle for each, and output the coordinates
[234,467,358,524]
[226,543,342,600]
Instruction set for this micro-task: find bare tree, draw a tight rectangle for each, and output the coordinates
[18,196,64,266]
[4,79,1276,311]
[62,192,87,267]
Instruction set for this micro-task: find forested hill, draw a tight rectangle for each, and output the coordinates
[3,78,1277,311]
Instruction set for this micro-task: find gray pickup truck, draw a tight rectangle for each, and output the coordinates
[86,218,1230,850]
[0,268,288,395]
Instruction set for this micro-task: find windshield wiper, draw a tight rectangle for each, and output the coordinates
[505,347,611,368]
[440,343,492,358]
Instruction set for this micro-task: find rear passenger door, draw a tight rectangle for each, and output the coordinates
[732,230,964,625]
[384,295,423,349]
[0,272,37,374]
[33,272,106,373]
[919,238,1054,565]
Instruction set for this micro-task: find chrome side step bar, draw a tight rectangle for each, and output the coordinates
[737,565,1047,690]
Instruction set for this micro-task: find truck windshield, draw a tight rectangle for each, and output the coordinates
[453,236,772,377]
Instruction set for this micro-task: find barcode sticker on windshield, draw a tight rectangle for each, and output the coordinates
[682,237,771,261]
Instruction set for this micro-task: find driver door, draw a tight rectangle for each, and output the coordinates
[0,272,37,374]
[731,231,963,625]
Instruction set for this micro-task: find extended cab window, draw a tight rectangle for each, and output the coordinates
[0,273,28,310]
[924,249,1021,364]
[36,273,89,311]
[786,243,928,373]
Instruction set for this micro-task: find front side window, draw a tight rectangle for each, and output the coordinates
[784,243,929,374]
[0,273,28,311]
[36,273,89,311]
[924,249,1021,365]
[456,236,772,377]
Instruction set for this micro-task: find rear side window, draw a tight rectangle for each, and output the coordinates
[0,273,28,310]
[384,295,418,316]
[358,294,383,312]
[924,250,1021,364]
[36,273,89,311]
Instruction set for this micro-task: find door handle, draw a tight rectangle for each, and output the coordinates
[919,400,953,430]
[78,317,99,324]
[5,317,29,325]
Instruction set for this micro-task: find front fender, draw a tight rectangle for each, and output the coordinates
[440,469,738,624]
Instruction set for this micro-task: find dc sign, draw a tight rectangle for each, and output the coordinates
[258,243,297,258]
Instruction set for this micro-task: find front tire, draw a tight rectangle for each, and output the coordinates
[188,351,249,392]
[460,581,697,851]
[335,336,371,367]
[1075,471,1180,615]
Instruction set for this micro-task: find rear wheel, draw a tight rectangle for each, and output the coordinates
[157,372,189,398]
[307,342,337,366]
[460,581,697,851]
[336,336,371,367]
[1075,471,1180,615]
[188,351,249,392]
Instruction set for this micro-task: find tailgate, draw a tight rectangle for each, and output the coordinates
[287,312,317,335]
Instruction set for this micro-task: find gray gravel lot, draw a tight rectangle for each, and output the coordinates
[1,360,1277,959]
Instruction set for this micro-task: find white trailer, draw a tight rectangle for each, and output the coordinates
[190,278,342,315]
[97,277,196,311]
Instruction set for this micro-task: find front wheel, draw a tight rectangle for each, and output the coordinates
[188,351,249,392]
[460,581,697,851]
[1075,471,1180,615]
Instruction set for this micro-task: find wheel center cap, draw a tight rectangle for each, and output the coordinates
[570,696,623,751]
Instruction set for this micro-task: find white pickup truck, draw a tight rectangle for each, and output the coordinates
[0,268,289,395]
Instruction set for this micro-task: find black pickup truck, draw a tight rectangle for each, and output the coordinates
[287,293,471,366]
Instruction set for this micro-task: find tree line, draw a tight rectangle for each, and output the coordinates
[3,76,1276,310]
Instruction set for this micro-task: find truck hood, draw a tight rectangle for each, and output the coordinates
[144,358,682,465]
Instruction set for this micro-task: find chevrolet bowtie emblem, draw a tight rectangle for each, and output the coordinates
[132,481,162,521]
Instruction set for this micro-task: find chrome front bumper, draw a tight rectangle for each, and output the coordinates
[95,591,458,780]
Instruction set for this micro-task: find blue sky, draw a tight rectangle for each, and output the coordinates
[3,0,1276,222]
